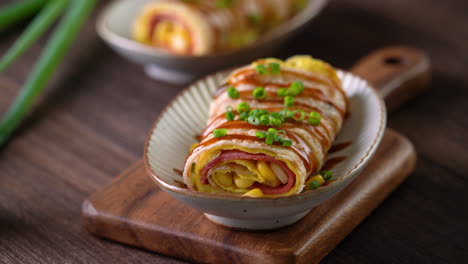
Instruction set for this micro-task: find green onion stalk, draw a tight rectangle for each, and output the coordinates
[0,0,47,31]
[0,0,97,146]
[0,0,68,71]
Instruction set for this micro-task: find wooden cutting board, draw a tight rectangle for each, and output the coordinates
[82,46,430,264]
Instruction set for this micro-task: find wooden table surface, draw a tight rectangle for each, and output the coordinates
[1,0,467,263]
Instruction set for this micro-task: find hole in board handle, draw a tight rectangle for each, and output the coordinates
[384,56,405,66]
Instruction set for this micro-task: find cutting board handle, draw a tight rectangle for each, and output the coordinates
[350,46,431,112]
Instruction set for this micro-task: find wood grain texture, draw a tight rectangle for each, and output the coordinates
[83,129,416,264]
[0,0,467,263]
[351,46,430,112]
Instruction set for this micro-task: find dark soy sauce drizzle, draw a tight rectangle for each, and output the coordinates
[171,168,187,188]
[173,168,183,176]
[322,156,347,171]
[304,141,352,191]
[322,141,352,171]
[303,156,347,190]
[329,141,352,154]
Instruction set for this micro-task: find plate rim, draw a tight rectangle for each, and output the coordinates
[144,70,387,201]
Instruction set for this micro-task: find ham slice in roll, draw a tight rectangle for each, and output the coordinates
[133,0,307,55]
[183,56,348,197]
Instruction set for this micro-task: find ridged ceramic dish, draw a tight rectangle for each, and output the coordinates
[97,0,328,83]
[144,70,386,230]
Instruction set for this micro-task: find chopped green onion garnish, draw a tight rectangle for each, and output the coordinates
[277,88,288,97]
[237,102,250,113]
[215,0,234,9]
[256,128,292,146]
[227,86,240,99]
[257,109,269,116]
[213,128,228,137]
[288,88,299,97]
[274,135,283,142]
[309,180,321,190]
[270,117,282,127]
[288,81,304,96]
[321,170,333,181]
[225,111,235,121]
[279,109,293,120]
[284,96,294,107]
[269,62,281,74]
[249,109,268,117]
[265,128,277,145]
[309,111,321,126]
[271,112,284,121]
[252,86,266,99]
[249,108,260,117]
[259,115,270,125]
[256,131,267,139]
[255,64,267,74]
[297,81,305,93]
[248,13,261,24]
[295,81,305,92]
[268,128,277,133]
[292,110,306,121]
[238,111,249,121]
[247,115,260,126]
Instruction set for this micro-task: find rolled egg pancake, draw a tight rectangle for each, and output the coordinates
[183,56,348,197]
[133,0,307,55]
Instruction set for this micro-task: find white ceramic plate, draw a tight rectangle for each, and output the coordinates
[97,0,328,83]
[145,70,386,230]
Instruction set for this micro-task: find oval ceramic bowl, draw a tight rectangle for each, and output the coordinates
[144,70,386,230]
[97,0,328,83]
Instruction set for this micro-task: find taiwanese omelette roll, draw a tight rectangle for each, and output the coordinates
[132,0,308,55]
[183,56,348,197]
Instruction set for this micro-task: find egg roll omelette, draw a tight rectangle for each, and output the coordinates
[133,0,308,55]
[183,56,348,197]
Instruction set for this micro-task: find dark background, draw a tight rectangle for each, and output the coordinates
[0,0,467,263]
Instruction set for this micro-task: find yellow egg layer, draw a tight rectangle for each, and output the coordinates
[242,188,264,198]
[133,12,190,53]
[190,145,301,197]
[252,56,340,86]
